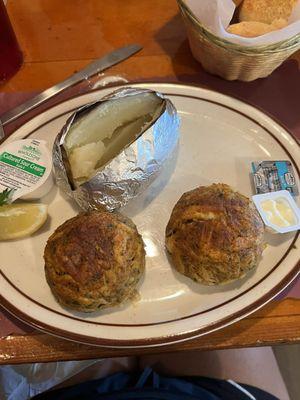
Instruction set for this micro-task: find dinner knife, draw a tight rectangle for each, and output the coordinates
[0,43,142,132]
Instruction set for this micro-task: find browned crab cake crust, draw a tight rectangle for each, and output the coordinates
[44,210,145,312]
[165,184,264,285]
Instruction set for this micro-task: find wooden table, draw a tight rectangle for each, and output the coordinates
[0,0,299,365]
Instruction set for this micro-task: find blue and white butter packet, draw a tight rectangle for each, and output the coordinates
[252,160,298,196]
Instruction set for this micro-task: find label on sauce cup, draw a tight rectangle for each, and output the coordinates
[252,190,300,234]
[0,139,53,201]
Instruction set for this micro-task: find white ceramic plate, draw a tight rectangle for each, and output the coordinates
[1,83,299,347]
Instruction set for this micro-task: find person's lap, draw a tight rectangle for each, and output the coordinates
[0,347,290,400]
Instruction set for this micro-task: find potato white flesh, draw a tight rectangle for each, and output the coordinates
[99,113,155,169]
[65,92,164,182]
[69,141,105,180]
[65,93,162,149]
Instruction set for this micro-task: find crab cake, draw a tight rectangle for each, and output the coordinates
[44,210,145,312]
[166,184,264,285]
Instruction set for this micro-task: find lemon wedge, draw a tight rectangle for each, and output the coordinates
[0,203,48,240]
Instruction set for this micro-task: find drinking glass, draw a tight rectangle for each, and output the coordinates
[0,0,23,82]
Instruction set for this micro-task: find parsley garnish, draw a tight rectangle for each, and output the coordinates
[0,188,14,206]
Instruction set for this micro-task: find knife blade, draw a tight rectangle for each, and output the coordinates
[1,43,142,128]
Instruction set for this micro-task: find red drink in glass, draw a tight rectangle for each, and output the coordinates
[0,0,23,82]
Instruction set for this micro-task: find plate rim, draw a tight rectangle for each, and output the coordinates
[1,256,299,347]
[1,82,299,347]
[4,80,300,145]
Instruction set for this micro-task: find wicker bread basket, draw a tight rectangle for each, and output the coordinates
[177,0,300,81]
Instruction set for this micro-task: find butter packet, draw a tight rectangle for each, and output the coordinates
[252,160,298,196]
[252,190,300,234]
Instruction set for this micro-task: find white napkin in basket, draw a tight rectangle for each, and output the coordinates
[185,0,300,46]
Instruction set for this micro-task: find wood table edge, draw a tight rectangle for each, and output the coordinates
[1,298,299,365]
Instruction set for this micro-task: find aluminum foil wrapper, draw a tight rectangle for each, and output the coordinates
[53,87,180,211]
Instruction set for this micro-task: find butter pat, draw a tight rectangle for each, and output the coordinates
[261,199,296,227]
[252,191,300,234]
[0,139,53,201]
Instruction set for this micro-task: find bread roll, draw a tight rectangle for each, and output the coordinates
[239,0,297,24]
[227,19,287,37]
